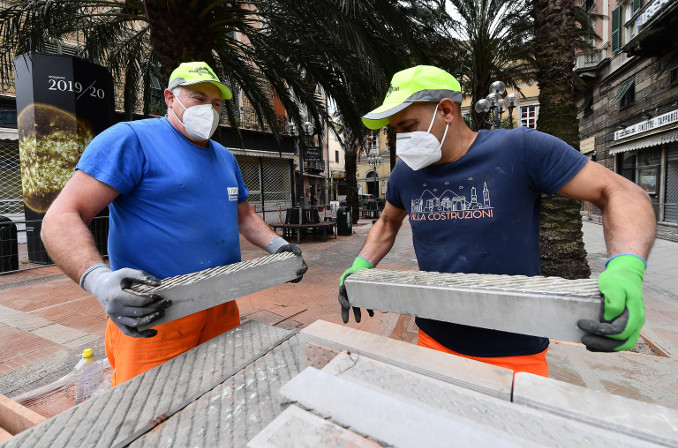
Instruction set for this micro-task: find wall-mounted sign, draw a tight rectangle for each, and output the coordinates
[304,147,322,161]
[614,108,678,141]
[636,0,670,30]
[580,136,596,154]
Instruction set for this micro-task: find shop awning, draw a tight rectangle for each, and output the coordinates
[0,128,18,141]
[230,148,295,159]
[609,128,678,155]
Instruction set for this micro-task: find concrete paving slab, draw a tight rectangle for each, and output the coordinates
[132,253,303,331]
[546,341,678,408]
[247,405,382,448]
[513,372,678,447]
[344,270,601,342]
[280,366,535,448]
[0,305,51,332]
[320,353,663,448]
[30,323,89,346]
[0,321,296,447]
[299,320,514,401]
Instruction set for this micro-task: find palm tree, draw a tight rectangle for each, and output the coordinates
[0,0,422,145]
[419,0,534,130]
[531,0,595,279]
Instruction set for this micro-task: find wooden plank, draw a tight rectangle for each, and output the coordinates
[0,393,46,435]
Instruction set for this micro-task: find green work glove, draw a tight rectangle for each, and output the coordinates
[577,254,646,352]
[338,257,374,324]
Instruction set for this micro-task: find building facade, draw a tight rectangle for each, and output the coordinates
[575,0,678,225]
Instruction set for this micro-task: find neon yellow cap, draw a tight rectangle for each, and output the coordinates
[362,65,462,130]
[168,62,232,100]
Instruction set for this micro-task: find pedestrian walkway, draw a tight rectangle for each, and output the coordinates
[0,217,677,414]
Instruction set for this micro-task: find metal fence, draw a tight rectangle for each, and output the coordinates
[239,158,294,224]
[0,141,23,214]
[0,215,109,274]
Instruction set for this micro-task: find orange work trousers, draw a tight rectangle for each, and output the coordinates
[417,329,549,377]
[105,301,240,386]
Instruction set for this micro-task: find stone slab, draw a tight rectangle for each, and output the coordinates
[513,372,678,447]
[247,405,382,448]
[132,253,303,331]
[299,320,514,401]
[280,366,535,448]
[344,269,602,342]
[0,321,297,447]
[321,353,661,448]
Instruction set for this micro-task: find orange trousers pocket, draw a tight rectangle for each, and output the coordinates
[105,301,240,386]
[417,328,548,377]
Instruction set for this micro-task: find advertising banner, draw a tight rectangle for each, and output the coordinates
[14,53,114,263]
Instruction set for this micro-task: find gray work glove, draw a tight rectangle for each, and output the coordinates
[80,264,171,338]
[267,237,308,283]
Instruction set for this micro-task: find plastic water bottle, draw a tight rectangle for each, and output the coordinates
[74,348,104,403]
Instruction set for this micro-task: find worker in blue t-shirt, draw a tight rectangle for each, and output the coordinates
[41,62,307,386]
[338,65,656,377]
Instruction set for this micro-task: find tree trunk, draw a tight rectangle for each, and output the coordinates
[532,0,590,280]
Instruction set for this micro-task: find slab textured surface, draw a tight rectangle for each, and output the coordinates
[299,320,514,401]
[513,372,678,447]
[0,321,299,448]
[131,253,303,331]
[247,405,382,448]
[280,367,533,448]
[344,269,602,342]
[318,353,661,448]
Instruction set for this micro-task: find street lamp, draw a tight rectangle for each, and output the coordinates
[364,147,382,199]
[290,121,313,224]
[474,81,521,129]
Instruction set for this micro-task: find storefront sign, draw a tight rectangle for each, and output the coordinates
[580,136,596,154]
[614,108,678,140]
[636,0,670,30]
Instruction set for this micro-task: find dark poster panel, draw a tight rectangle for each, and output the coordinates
[14,53,115,263]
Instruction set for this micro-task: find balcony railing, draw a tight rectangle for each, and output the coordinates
[304,159,325,172]
[574,49,603,73]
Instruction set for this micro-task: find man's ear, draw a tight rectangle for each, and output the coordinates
[439,98,458,124]
[164,88,175,108]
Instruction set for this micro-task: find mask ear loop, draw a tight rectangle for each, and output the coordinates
[426,102,441,133]
[426,102,449,147]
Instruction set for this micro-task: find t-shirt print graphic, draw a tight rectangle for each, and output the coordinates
[409,181,493,222]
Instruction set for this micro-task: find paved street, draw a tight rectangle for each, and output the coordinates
[0,217,677,414]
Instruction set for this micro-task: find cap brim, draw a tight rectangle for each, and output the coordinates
[362,101,413,130]
[171,79,232,100]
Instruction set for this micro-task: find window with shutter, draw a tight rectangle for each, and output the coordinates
[633,0,641,13]
[612,5,621,53]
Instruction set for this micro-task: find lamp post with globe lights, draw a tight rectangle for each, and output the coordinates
[364,147,382,200]
[474,81,521,129]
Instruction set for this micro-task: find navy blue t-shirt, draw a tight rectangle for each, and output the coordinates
[386,127,588,357]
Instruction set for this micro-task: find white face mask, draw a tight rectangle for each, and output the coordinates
[396,103,449,171]
[171,94,220,141]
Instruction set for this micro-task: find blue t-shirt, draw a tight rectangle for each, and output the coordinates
[386,127,588,357]
[76,117,249,279]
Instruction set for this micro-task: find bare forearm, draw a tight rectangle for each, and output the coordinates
[41,211,105,284]
[357,209,406,266]
[238,206,278,250]
[599,187,656,260]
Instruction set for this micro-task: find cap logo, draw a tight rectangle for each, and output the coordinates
[190,66,218,81]
[387,84,399,97]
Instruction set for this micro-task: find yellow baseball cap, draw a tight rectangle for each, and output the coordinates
[168,62,232,100]
[362,65,462,129]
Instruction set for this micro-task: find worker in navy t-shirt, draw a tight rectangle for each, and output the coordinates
[41,62,307,386]
[338,65,656,376]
